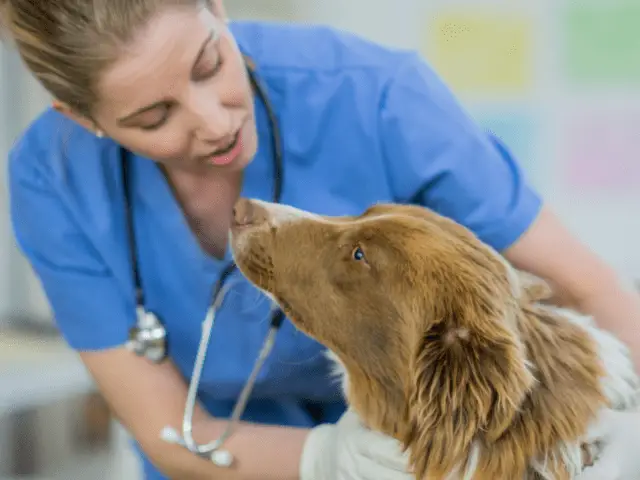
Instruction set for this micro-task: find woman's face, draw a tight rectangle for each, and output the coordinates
[90,4,257,174]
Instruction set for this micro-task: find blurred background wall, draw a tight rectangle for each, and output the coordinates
[0,0,638,478]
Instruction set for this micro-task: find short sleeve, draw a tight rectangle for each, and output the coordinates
[8,138,132,351]
[378,53,543,251]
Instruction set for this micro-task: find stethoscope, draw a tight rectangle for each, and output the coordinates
[122,58,286,467]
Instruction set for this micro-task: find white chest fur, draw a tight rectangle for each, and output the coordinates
[324,350,350,397]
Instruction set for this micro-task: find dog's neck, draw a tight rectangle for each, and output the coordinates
[325,350,412,439]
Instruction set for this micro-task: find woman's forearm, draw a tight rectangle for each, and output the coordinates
[502,206,640,370]
[150,417,311,480]
[79,349,312,480]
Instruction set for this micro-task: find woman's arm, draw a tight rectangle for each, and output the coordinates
[80,347,309,480]
[372,52,640,368]
[6,139,309,480]
[503,205,640,369]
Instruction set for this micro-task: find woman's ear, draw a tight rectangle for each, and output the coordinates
[402,297,535,479]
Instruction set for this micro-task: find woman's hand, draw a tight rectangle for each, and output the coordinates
[577,408,640,480]
[300,408,413,480]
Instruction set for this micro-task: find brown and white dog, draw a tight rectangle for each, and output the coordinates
[229,198,640,480]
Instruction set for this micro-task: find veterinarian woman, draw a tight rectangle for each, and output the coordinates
[3,0,640,478]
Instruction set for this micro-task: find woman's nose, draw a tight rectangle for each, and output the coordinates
[190,96,232,141]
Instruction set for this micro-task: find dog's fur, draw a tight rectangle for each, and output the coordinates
[229,199,640,479]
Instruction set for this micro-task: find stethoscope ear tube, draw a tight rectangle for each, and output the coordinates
[160,306,282,466]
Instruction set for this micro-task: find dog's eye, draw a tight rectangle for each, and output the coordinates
[352,246,366,261]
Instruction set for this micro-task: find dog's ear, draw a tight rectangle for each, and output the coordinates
[403,294,536,479]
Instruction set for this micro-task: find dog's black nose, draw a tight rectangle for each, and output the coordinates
[232,198,267,227]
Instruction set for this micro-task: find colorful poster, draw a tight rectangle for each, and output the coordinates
[424,11,533,94]
[562,110,640,192]
[562,2,640,85]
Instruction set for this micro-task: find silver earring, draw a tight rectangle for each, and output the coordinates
[95,129,104,138]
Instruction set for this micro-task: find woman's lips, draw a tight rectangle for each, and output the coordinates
[206,130,242,166]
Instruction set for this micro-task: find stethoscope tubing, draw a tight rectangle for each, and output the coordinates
[122,58,286,465]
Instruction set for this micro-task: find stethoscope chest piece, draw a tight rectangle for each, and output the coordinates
[126,307,168,363]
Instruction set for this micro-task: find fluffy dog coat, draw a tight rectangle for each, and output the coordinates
[229,199,640,479]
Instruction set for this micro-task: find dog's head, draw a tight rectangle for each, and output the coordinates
[229,199,536,478]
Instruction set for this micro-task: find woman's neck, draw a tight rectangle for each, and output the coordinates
[160,164,244,259]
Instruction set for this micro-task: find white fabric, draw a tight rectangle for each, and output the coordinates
[302,406,640,479]
[577,408,640,480]
[300,408,412,480]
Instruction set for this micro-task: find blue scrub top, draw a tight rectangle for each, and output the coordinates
[7,20,542,478]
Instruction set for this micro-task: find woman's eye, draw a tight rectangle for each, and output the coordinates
[139,117,167,131]
[352,246,366,261]
[194,57,223,81]
[138,106,171,131]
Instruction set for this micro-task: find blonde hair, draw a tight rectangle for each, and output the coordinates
[0,0,207,118]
